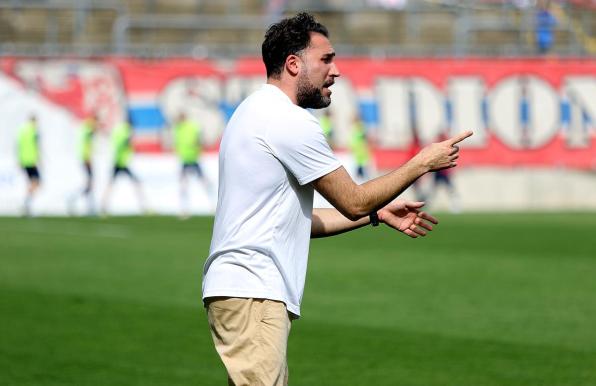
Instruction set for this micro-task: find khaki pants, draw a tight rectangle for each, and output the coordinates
[206,297,292,386]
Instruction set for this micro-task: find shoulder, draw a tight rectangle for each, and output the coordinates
[271,104,320,137]
[266,110,325,154]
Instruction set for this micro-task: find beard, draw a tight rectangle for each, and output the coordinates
[296,72,331,109]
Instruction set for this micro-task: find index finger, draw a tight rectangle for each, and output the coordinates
[447,130,473,146]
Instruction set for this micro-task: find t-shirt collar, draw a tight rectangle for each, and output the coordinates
[261,83,294,105]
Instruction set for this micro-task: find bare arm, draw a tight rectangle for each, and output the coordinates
[311,208,370,238]
[311,200,439,238]
[312,131,473,222]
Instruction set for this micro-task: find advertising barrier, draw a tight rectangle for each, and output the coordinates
[0,57,594,215]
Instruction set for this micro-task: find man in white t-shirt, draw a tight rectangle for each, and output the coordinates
[202,12,472,386]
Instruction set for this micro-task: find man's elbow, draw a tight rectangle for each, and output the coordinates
[330,189,371,221]
[337,202,369,222]
[344,212,364,222]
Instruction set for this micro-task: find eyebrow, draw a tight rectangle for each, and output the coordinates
[322,52,336,59]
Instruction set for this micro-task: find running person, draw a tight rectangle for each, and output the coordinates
[173,112,211,218]
[101,119,146,215]
[202,13,472,386]
[349,114,372,181]
[68,114,98,215]
[319,109,333,144]
[17,114,41,216]
[427,131,461,213]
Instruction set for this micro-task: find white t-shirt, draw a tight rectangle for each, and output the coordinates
[202,84,341,317]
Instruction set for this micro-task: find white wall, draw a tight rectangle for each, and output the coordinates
[3,148,596,216]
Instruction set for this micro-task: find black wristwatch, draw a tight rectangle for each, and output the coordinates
[369,211,379,227]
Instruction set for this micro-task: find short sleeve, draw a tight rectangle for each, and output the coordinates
[267,114,342,186]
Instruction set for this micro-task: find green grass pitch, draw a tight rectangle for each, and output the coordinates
[1,214,595,385]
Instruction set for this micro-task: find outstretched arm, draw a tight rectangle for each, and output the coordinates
[312,131,473,221]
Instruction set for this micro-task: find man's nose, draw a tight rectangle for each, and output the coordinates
[330,62,340,78]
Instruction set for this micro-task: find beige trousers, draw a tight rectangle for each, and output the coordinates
[206,297,292,386]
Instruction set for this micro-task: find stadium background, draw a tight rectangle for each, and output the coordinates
[1,1,595,386]
[0,0,594,215]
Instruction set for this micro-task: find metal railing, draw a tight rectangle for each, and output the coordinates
[0,0,592,57]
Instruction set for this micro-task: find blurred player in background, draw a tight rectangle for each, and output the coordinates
[427,167,461,213]
[101,118,147,215]
[425,132,462,213]
[426,130,461,213]
[319,108,333,144]
[349,113,372,181]
[172,111,211,218]
[17,114,41,216]
[68,113,98,215]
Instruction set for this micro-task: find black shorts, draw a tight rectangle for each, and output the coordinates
[84,162,93,178]
[24,166,40,181]
[182,162,203,177]
[113,166,138,181]
[434,171,452,186]
[356,165,366,179]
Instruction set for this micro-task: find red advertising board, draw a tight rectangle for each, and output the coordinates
[1,57,594,168]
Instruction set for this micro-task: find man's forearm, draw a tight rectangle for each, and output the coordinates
[311,208,370,238]
[313,158,427,221]
[312,131,471,222]
[354,158,427,216]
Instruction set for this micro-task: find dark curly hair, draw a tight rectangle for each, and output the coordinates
[262,12,329,79]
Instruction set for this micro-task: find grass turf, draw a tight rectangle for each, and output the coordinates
[0,214,595,385]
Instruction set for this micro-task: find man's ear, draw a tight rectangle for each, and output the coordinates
[285,54,301,77]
